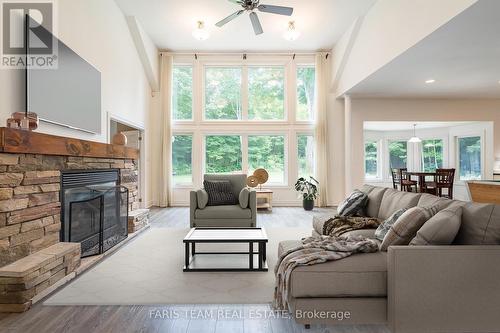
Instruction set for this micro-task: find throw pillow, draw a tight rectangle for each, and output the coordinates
[196,189,209,209]
[380,207,431,251]
[375,208,407,241]
[203,180,238,206]
[239,188,250,209]
[410,206,463,246]
[337,190,368,217]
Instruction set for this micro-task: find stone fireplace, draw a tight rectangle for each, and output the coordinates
[0,128,140,312]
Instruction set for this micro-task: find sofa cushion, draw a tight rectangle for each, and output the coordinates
[417,193,452,210]
[375,208,407,241]
[454,202,500,245]
[196,189,209,209]
[195,205,251,219]
[337,190,368,217]
[359,185,388,218]
[312,214,336,235]
[279,241,387,298]
[380,206,431,251]
[239,188,250,209]
[378,188,421,220]
[410,206,463,246]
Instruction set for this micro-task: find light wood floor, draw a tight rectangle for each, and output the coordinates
[0,207,389,333]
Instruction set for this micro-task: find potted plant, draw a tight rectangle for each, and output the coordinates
[295,176,319,211]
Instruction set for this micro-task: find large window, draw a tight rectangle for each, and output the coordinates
[248,135,285,183]
[296,66,315,121]
[389,140,408,169]
[297,134,314,179]
[421,139,444,172]
[365,141,378,178]
[205,67,242,120]
[205,135,242,173]
[172,135,193,185]
[248,67,285,120]
[172,66,193,120]
[458,136,482,180]
[172,55,316,189]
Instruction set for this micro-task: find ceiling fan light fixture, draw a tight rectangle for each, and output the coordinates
[283,21,300,41]
[192,21,210,41]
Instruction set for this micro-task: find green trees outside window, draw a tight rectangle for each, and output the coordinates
[205,135,242,173]
[172,66,192,120]
[297,66,315,121]
[422,139,444,172]
[205,67,242,120]
[298,135,314,179]
[248,67,285,120]
[172,135,193,184]
[458,136,481,180]
[389,140,408,169]
[248,135,285,183]
[365,141,378,178]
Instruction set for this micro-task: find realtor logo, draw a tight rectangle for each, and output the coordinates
[1,0,57,69]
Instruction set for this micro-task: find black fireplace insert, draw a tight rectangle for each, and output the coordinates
[61,170,128,257]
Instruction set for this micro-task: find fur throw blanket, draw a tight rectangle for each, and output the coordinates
[323,216,381,237]
[273,235,380,311]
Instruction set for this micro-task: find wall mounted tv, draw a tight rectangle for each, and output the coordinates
[26,18,101,134]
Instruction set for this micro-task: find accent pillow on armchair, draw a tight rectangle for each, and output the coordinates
[203,180,238,206]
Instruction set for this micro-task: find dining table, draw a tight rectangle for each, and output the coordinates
[406,171,437,193]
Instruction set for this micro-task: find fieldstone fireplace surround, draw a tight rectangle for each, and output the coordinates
[0,128,140,312]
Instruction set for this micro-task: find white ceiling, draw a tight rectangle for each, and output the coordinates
[115,0,376,51]
[364,121,477,132]
[348,0,500,98]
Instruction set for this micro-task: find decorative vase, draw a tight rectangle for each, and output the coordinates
[112,132,127,146]
[303,198,314,211]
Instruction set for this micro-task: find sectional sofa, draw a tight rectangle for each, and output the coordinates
[279,185,500,333]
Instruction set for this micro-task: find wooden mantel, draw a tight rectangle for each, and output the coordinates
[0,127,139,160]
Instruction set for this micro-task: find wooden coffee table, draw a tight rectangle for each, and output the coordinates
[183,228,268,272]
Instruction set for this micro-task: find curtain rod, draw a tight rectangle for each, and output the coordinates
[160,51,323,56]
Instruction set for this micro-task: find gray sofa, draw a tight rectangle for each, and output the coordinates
[190,174,257,228]
[279,184,500,333]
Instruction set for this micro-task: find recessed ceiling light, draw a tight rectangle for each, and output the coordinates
[425,79,436,84]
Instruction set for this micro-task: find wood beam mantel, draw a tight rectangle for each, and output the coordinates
[0,127,139,160]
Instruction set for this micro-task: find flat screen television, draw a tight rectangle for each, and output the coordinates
[26,17,101,134]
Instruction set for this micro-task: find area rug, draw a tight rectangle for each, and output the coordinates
[44,227,310,305]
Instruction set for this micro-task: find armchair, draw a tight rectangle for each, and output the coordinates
[190,174,257,228]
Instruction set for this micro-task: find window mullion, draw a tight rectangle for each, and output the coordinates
[242,65,248,120]
[242,134,249,175]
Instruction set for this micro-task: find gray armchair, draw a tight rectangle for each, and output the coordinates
[190,174,257,228]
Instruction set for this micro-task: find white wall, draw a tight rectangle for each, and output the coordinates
[0,0,158,207]
[333,0,478,96]
[0,0,153,142]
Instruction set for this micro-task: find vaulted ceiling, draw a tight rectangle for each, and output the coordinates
[115,0,376,51]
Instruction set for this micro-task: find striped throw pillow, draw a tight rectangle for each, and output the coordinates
[375,208,407,241]
[204,180,238,206]
[337,190,368,217]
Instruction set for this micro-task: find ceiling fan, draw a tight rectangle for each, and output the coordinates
[215,0,294,35]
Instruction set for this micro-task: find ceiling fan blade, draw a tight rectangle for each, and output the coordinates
[249,12,263,35]
[216,10,244,27]
[258,4,293,16]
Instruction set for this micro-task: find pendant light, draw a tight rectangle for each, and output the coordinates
[408,124,422,143]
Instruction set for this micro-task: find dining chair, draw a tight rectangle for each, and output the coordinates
[399,168,418,192]
[390,168,401,190]
[435,168,455,199]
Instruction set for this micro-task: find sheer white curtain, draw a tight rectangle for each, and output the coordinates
[158,54,173,207]
[314,52,330,207]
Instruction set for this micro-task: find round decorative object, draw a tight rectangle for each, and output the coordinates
[246,175,259,188]
[253,168,269,185]
[112,132,128,146]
